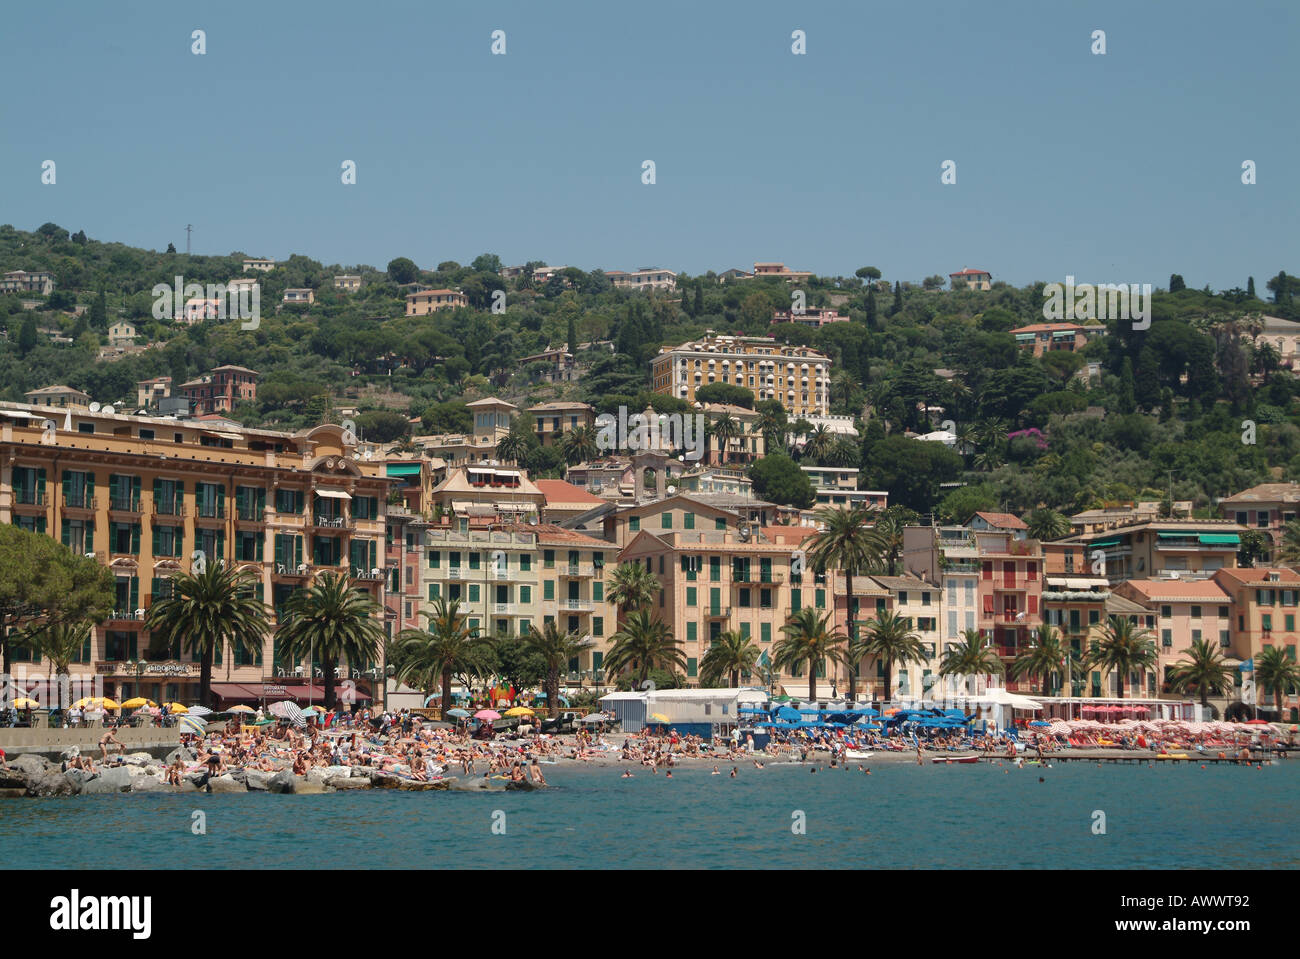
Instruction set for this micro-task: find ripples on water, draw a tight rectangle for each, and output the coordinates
[4,762,1297,869]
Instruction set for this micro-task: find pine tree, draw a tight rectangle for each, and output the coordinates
[88,289,107,330]
[1118,357,1136,414]
[166,242,176,254]
[17,314,37,356]
[1169,274,1186,293]
[1247,276,1256,299]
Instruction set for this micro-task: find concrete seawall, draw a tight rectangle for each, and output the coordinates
[0,726,180,761]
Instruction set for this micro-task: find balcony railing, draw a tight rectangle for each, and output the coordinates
[313,513,351,529]
[109,496,142,513]
[493,602,517,615]
[560,563,595,578]
[13,491,45,506]
[195,503,224,520]
[562,599,594,611]
[109,609,146,622]
[154,500,186,517]
[705,606,732,618]
[63,492,96,510]
[236,506,265,522]
[274,563,311,577]
[351,567,384,581]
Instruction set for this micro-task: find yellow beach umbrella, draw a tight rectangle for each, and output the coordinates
[73,697,120,710]
[13,697,40,709]
[650,713,671,723]
[229,705,255,714]
[162,702,188,714]
[504,706,535,717]
[121,697,157,709]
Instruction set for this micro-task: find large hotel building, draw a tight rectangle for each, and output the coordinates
[650,334,832,417]
[0,404,393,706]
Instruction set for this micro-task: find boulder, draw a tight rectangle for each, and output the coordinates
[122,752,153,766]
[206,775,245,794]
[81,766,134,794]
[293,779,326,795]
[0,788,26,799]
[243,770,272,792]
[130,775,169,793]
[267,769,295,794]
[26,771,78,797]
[0,768,29,791]
[12,754,51,778]
[324,776,369,790]
[165,747,195,765]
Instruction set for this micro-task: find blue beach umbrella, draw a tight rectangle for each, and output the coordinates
[775,706,800,721]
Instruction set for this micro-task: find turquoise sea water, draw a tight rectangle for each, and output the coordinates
[4,761,1298,869]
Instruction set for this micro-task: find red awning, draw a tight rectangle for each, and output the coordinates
[210,682,372,703]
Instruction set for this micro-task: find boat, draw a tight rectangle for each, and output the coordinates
[844,749,874,760]
[930,754,980,764]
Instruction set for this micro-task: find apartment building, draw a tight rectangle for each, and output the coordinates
[650,333,831,417]
[405,288,468,315]
[0,411,392,705]
[527,401,595,447]
[23,385,91,409]
[384,506,427,640]
[1212,567,1300,719]
[772,307,847,329]
[282,288,315,305]
[0,270,55,295]
[600,494,773,550]
[1111,578,1234,698]
[619,527,832,693]
[242,258,276,273]
[1219,482,1300,555]
[800,466,886,511]
[421,525,614,684]
[333,274,362,293]
[870,575,942,699]
[750,263,813,282]
[430,465,544,523]
[1059,519,1246,585]
[702,404,764,465]
[136,377,172,410]
[606,268,677,291]
[177,366,259,416]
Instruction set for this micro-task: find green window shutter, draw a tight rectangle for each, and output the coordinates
[86,524,93,552]
[81,634,91,663]
[519,619,530,634]
[429,550,440,568]
[662,512,672,529]
[520,554,531,571]
[521,585,531,604]
[63,471,72,500]
[686,622,697,643]
[132,476,141,500]
[86,473,95,498]
[428,583,439,601]
[129,578,139,610]
[469,552,480,570]
[593,617,603,637]
[61,522,71,547]
[37,468,46,502]
[684,512,695,529]
[815,589,825,608]
[761,623,771,643]
[214,641,222,666]
[740,622,750,639]
[129,634,138,660]
[469,584,480,603]
[216,530,225,558]
[715,518,726,531]
[109,474,120,502]
[687,657,697,678]
[593,581,603,602]
[544,580,554,601]
[629,517,639,532]
[368,540,376,568]
[130,524,141,554]
[295,537,303,567]
[687,587,697,607]
[152,526,161,555]
[792,589,802,612]
[275,535,285,566]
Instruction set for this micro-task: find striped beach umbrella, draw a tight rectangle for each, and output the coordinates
[187,705,213,717]
[268,700,306,727]
[179,715,207,735]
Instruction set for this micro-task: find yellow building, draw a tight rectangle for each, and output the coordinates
[0,405,393,704]
[650,334,831,417]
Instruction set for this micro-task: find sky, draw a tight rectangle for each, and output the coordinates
[2,0,1296,290]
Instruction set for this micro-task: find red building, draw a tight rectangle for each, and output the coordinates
[177,365,259,415]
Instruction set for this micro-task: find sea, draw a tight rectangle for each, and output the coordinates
[5,760,1298,869]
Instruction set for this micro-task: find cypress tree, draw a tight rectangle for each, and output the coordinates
[694,281,704,317]
[1247,276,1256,299]
[891,281,902,316]
[1118,357,1136,414]
[567,314,577,354]
[866,288,877,329]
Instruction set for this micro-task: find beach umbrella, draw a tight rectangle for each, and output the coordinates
[649,713,671,723]
[474,709,501,721]
[179,715,208,735]
[775,706,800,721]
[187,705,213,717]
[229,705,255,714]
[446,708,471,719]
[1029,721,1051,728]
[73,697,120,710]
[579,712,608,724]
[121,697,156,709]
[505,706,535,717]
[302,705,325,715]
[163,702,188,714]
[12,697,40,709]
[268,700,307,727]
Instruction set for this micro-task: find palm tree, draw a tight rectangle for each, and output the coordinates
[699,629,761,688]
[395,596,494,713]
[1253,646,1300,719]
[804,424,833,463]
[709,413,741,465]
[1276,519,1300,568]
[1010,624,1067,696]
[524,621,589,717]
[391,434,419,455]
[774,608,847,702]
[1166,638,1234,710]
[27,620,93,677]
[560,425,599,466]
[853,610,927,703]
[495,432,529,465]
[1085,615,1158,700]
[275,571,385,707]
[807,505,880,698]
[606,562,659,616]
[756,405,787,454]
[826,437,860,468]
[604,609,686,686]
[938,628,1005,687]
[869,507,906,576]
[144,562,270,708]
[1025,508,1070,542]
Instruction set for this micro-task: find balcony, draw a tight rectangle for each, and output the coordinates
[447,567,465,580]
[561,598,594,612]
[273,563,311,579]
[12,491,46,508]
[107,609,146,623]
[559,563,595,578]
[312,513,352,530]
[195,503,225,522]
[153,500,186,518]
[236,506,265,524]
[705,606,732,618]
[351,567,384,581]
[62,492,98,511]
[108,496,143,515]
[493,602,518,615]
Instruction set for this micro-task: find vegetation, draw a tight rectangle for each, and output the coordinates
[604,610,687,686]
[274,571,385,707]
[395,597,494,712]
[774,608,847,701]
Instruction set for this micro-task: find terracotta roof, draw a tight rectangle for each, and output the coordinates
[497,522,612,548]
[1219,483,1300,505]
[1120,580,1232,602]
[1010,323,1103,334]
[973,512,1029,530]
[1212,567,1300,586]
[949,268,991,276]
[535,479,604,507]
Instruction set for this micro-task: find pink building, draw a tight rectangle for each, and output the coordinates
[1112,579,1234,697]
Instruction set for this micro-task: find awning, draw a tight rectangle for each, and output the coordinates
[1091,538,1121,548]
[314,489,352,500]
[0,410,40,419]
[203,431,243,441]
[386,463,422,477]
[1199,533,1240,545]
[1156,531,1196,540]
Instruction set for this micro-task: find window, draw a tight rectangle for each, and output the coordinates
[686,587,697,607]
[152,524,183,558]
[520,553,531,572]
[629,517,640,532]
[1191,605,1201,619]
[1191,629,1202,644]
[275,489,304,514]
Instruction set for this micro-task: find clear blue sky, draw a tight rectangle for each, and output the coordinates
[2,0,1296,289]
